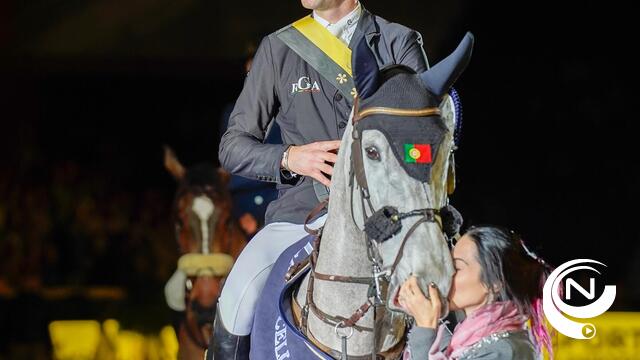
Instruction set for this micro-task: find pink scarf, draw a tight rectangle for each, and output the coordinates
[406,301,527,359]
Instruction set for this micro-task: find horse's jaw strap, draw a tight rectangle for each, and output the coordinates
[388,213,440,279]
[356,106,441,121]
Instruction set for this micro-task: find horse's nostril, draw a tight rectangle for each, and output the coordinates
[190,301,216,326]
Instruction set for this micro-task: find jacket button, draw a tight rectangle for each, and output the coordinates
[335,93,343,101]
[338,121,347,129]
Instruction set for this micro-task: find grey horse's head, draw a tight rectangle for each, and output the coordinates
[350,32,474,316]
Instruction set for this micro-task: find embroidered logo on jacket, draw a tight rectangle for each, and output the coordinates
[291,76,321,94]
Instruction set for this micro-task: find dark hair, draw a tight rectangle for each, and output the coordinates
[464,226,554,358]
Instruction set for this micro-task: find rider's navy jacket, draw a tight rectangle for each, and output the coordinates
[219,8,429,224]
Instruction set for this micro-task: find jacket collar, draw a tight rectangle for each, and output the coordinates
[348,7,379,49]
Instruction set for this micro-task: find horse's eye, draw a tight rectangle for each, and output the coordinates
[365,146,380,161]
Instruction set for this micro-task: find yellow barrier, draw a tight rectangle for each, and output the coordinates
[49,320,102,360]
[553,312,640,360]
[50,312,640,360]
[49,320,178,360]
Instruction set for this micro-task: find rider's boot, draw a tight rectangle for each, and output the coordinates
[205,303,250,360]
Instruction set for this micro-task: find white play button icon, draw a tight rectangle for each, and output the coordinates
[582,324,596,339]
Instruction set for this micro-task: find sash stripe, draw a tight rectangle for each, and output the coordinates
[277,15,357,104]
[292,16,352,76]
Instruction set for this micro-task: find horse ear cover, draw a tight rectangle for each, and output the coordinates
[353,37,380,99]
[420,32,474,97]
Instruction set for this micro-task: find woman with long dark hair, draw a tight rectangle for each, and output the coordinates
[399,226,554,359]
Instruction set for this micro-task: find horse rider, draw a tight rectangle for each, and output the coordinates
[220,39,282,236]
[210,1,433,358]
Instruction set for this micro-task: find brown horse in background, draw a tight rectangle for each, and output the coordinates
[163,147,247,360]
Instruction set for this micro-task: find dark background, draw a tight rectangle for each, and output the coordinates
[0,0,637,357]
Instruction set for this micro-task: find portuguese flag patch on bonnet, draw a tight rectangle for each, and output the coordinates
[404,144,432,164]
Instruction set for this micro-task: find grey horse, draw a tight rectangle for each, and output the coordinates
[251,32,474,359]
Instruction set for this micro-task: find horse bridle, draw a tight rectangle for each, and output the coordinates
[300,97,444,359]
[350,96,443,302]
[174,187,232,350]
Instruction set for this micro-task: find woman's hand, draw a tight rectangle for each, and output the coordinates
[399,276,442,329]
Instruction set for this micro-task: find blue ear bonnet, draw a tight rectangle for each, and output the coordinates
[353,31,474,100]
[351,32,474,183]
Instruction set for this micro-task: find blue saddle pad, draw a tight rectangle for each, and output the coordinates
[250,235,334,360]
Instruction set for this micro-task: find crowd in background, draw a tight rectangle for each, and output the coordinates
[0,160,176,293]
